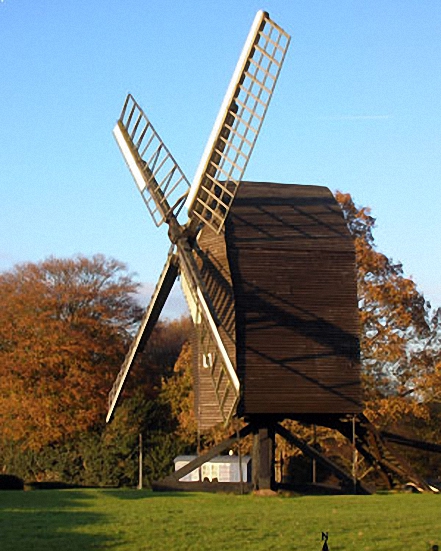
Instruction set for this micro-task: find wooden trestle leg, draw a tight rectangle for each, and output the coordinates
[251,419,276,491]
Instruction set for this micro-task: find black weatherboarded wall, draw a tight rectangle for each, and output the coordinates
[225,182,361,417]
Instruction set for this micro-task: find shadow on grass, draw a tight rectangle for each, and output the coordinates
[101,488,194,500]
[0,489,120,551]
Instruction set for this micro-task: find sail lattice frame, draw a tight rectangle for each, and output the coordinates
[114,94,190,226]
[186,12,290,233]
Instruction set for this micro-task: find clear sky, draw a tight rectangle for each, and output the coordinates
[1,0,440,318]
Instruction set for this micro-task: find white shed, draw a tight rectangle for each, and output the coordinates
[174,455,252,483]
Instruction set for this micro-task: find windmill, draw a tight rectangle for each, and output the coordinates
[107,10,292,432]
[107,11,434,493]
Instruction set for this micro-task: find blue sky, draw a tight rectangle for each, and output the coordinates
[1,0,440,318]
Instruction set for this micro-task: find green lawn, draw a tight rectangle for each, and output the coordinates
[0,489,439,550]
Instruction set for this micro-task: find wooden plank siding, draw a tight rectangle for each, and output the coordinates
[226,182,361,416]
[192,181,361,429]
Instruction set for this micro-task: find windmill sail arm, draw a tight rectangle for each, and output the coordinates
[106,251,179,423]
[195,285,240,393]
[187,10,267,209]
[185,11,290,233]
[177,242,240,394]
[114,94,190,227]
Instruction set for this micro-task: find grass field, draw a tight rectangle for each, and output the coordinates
[0,489,440,550]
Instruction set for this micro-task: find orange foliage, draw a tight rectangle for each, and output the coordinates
[128,317,192,400]
[335,192,436,426]
[0,255,141,449]
[159,342,197,445]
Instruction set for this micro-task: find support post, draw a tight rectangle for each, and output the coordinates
[312,424,317,484]
[236,422,244,495]
[137,433,143,490]
[252,420,276,491]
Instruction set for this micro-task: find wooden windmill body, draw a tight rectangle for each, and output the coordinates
[195,181,361,430]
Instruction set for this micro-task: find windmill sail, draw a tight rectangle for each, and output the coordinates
[185,11,290,233]
[114,94,190,227]
[106,250,179,423]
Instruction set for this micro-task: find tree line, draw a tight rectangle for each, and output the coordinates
[0,193,440,487]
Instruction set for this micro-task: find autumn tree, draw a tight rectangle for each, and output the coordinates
[128,316,193,401]
[159,342,197,447]
[336,192,438,426]
[0,254,141,449]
